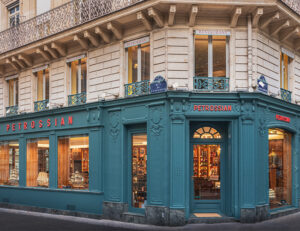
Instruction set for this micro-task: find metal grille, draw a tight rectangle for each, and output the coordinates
[0,0,145,54]
[68,92,87,106]
[125,80,150,97]
[34,99,49,112]
[6,105,18,116]
[193,77,229,92]
[280,88,292,102]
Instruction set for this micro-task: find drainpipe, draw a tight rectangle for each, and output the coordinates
[248,14,254,92]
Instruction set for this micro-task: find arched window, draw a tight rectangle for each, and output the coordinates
[193,126,222,139]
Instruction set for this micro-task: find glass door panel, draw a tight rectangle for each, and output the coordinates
[193,144,221,200]
[131,134,147,209]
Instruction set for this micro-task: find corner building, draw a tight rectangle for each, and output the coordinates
[0,0,300,225]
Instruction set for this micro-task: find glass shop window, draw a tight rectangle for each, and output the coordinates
[8,78,18,107]
[131,133,147,208]
[69,58,87,95]
[280,53,293,90]
[268,128,292,209]
[36,69,49,101]
[126,38,150,83]
[8,2,20,27]
[58,135,89,190]
[26,138,49,188]
[0,141,19,186]
[195,35,229,77]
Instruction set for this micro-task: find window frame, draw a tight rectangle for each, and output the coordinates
[35,68,49,101]
[194,32,230,78]
[125,36,150,84]
[68,57,87,95]
[280,52,293,91]
[6,77,18,107]
[7,1,20,28]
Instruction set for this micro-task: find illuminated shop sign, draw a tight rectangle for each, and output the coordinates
[193,105,232,112]
[5,116,73,132]
[275,115,290,123]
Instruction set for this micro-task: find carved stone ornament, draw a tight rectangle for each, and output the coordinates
[109,111,120,139]
[150,107,163,136]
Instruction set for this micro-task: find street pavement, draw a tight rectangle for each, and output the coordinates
[1,208,300,231]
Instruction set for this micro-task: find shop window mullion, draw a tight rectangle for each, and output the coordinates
[78,59,82,93]
[226,36,230,78]
[138,45,142,82]
[208,35,213,78]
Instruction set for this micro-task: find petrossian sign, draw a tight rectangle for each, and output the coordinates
[193,105,232,111]
[4,116,73,132]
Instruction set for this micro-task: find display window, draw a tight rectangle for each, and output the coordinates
[58,135,89,190]
[0,141,19,186]
[131,133,147,208]
[269,128,292,209]
[26,138,49,187]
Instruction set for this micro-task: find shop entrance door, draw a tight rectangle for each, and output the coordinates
[191,126,225,213]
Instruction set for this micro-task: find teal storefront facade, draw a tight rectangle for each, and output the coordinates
[0,91,299,225]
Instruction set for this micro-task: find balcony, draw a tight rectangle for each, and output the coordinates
[280,88,292,103]
[34,99,49,112]
[125,80,150,97]
[68,92,86,106]
[0,0,145,54]
[6,105,18,116]
[193,77,229,92]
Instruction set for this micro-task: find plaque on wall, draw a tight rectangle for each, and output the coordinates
[257,75,268,94]
[150,76,167,94]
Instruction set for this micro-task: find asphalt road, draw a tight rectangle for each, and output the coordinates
[1,208,300,231]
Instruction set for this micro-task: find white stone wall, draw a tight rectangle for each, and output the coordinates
[294,54,300,103]
[256,33,280,95]
[50,60,66,107]
[0,78,4,116]
[153,30,166,80]
[235,30,248,90]
[87,43,121,102]
[19,70,33,112]
[166,28,190,88]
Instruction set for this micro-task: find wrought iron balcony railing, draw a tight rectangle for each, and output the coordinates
[34,99,49,112]
[68,92,86,106]
[125,80,150,97]
[280,88,292,102]
[0,0,145,54]
[6,105,18,116]
[193,77,229,92]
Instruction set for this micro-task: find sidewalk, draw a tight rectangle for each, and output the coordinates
[0,208,300,231]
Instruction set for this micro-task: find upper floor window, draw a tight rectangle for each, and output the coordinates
[8,78,18,107]
[195,34,229,77]
[8,1,20,27]
[36,68,49,101]
[280,52,293,91]
[69,57,87,95]
[125,37,150,84]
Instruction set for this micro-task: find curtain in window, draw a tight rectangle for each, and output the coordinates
[0,144,9,184]
[26,142,38,187]
[58,138,70,188]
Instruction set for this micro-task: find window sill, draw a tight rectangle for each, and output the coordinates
[0,185,103,195]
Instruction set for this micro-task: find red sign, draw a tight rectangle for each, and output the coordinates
[5,116,73,132]
[194,105,232,112]
[276,115,290,123]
